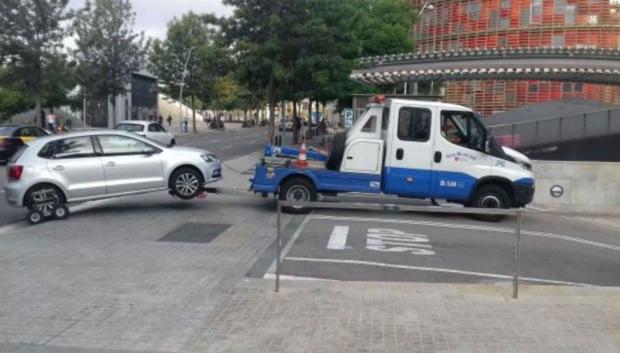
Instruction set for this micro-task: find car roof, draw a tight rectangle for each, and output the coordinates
[117,120,153,126]
[25,129,136,147]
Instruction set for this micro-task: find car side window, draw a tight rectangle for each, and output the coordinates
[34,127,47,137]
[155,124,166,133]
[148,124,159,132]
[20,128,33,137]
[54,137,95,159]
[397,107,431,142]
[97,135,153,155]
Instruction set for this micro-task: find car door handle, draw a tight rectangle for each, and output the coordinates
[434,151,442,163]
[53,165,64,171]
[106,162,116,167]
[396,148,404,160]
[346,156,353,160]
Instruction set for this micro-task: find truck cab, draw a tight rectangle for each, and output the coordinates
[251,96,535,216]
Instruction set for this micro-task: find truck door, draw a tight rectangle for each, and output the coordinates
[383,104,434,198]
[432,110,492,202]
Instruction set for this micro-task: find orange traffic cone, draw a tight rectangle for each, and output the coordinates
[296,139,309,168]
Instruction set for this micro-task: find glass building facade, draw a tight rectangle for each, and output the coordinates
[413,0,620,115]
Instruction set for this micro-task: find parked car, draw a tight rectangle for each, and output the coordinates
[115,121,176,146]
[0,125,50,165]
[4,130,221,224]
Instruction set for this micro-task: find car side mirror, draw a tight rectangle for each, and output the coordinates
[143,147,156,155]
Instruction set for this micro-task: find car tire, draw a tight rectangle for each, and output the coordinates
[278,177,317,214]
[26,184,64,218]
[170,167,204,200]
[469,185,511,222]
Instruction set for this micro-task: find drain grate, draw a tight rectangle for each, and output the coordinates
[158,223,231,243]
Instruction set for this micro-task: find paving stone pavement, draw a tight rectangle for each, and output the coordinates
[192,279,620,353]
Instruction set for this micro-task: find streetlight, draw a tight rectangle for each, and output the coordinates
[179,46,195,133]
[416,0,437,94]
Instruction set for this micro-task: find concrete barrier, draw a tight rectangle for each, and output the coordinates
[532,160,620,211]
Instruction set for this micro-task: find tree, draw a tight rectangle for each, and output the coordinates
[73,0,148,127]
[354,0,415,57]
[0,0,73,122]
[148,12,230,133]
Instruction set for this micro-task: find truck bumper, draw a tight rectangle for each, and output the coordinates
[513,183,535,207]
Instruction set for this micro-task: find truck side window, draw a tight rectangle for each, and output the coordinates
[441,111,487,151]
[397,107,431,142]
[362,115,377,133]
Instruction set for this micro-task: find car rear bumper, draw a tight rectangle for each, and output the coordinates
[3,182,25,208]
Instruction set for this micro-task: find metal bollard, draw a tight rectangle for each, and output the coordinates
[275,202,282,292]
[513,210,522,299]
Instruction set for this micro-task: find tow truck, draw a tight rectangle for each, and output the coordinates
[250,96,535,221]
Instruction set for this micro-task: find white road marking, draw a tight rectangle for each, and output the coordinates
[222,145,233,150]
[263,273,336,281]
[327,225,349,250]
[267,213,313,274]
[310,215,620,253]
[285,257,593,287]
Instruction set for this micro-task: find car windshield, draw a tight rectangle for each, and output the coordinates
[116,123,144,132]
[0,126,16,136]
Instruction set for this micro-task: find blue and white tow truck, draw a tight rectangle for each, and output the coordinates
[250,96,535,220]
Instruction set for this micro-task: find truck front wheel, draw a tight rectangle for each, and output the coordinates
[279,177,317,214]
[469,185,511,222]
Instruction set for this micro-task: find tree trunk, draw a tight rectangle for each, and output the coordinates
[35,97,42,128]
[292,100,297,120]
[191,94,197,133]
[308,98,313,124]
[111,98,116,128]
[268,73,276,144]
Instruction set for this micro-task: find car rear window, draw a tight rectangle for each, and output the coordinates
[10,145,28,163]
[0,127,15,136]
[116,123,144,132]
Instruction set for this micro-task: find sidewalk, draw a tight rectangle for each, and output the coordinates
[188,279,620,353]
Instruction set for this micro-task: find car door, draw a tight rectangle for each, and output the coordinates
[47,136,107,199]
[96,134,165,194]
[382,104,435,198]
[147,123,169,145]
[431,110,493,202]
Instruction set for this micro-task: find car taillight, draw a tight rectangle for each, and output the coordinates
[8,165,23,181]
[0,139,9,149]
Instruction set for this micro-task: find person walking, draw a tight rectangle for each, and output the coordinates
[167,115,172,127]
[158,114,164,125]
[47,111,57,133]
[293,115,301,145]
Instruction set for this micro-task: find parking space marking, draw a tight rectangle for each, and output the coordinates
[327,226,349,250]
[285,257,593,287]
[310,215,620,253]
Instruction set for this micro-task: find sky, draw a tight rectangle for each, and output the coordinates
[68,0,234,40]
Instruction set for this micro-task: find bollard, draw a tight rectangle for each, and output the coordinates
[275,202,282,292]
[513,210,522,299]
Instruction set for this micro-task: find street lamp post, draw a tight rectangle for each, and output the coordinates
[417,0,436,95]
[179,46,195,133]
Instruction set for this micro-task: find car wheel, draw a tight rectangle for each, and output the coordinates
[278,177,317,214]
[170,167,204,200]
[469,185,511,222]
[26,184,64,219]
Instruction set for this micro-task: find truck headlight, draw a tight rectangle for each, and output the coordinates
[519,161,532,171]
[201,153,218,162]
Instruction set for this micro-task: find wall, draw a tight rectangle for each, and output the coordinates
[532,160,620,211]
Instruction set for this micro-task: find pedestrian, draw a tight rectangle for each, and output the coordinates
[47,111,57,133]
[158,114,163,125]
[167,115,172,127]
[182,118,189,133]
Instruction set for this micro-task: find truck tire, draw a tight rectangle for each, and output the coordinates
[469,185,511,222]
[326,133,346,171]
[279,177,317,214]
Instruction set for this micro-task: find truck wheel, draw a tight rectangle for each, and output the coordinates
[326,133,346,171]
[279,177,317,214]
[170,167,204,200]
[469,185,511,222]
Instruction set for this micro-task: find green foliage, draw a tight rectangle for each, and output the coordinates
[73,0,148,124]
[353,0,415,57]
[0,0,74,113]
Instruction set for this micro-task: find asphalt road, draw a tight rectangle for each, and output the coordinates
[0,126,269,228]
[274,209,620,286]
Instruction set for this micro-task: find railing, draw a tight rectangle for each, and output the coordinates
[488,106,620,148]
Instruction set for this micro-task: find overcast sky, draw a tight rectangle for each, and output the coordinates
[68,0,234,39]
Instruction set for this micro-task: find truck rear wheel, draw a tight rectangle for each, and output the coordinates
[279,177,317,214]
[469,185,511,222]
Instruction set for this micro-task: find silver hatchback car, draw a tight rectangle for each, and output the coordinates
[4,130,222,223]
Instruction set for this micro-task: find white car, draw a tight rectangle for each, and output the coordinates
[116,121,176,146]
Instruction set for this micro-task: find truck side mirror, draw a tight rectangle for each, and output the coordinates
[485,138,491,154]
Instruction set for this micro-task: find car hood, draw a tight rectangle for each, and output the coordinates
[502,146,532,166]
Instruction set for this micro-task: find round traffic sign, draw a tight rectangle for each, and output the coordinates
[550,185,564,198]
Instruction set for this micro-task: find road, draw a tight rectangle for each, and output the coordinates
[0,126,269,227]
[270,208,620,286]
